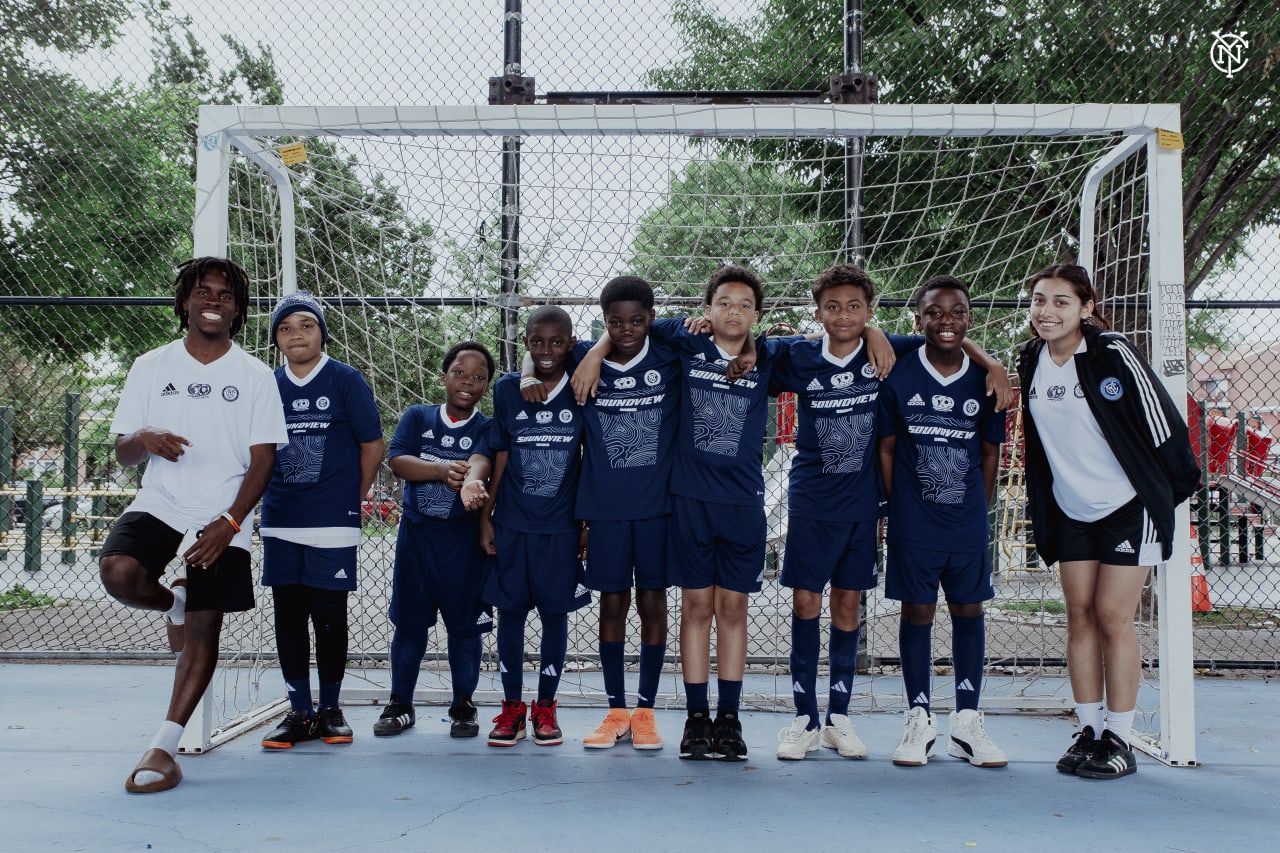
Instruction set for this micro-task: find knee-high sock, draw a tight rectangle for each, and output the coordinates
[447,633,483,703]
[310,588,349,708]
[272,584,314,714]
[538,612,569,702]
[827,625,860,720]
[899,619,933,713]
[636,643,665,709]
[388,623,430,704]
[497,609,527,701]
[790,615,821,727]
[951,613,985,712]
[600,641,627,709]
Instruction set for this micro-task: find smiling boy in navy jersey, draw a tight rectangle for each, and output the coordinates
[877,275,1008,770]
[480,306,591,747]
[374,341,496,740]
[259,291,384,749]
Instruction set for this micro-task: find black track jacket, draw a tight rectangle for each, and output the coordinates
[1016,325,1201,566]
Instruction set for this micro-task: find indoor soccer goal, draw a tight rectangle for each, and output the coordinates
[188,103,1195,766]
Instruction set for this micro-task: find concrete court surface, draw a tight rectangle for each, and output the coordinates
[1,662,1276,852]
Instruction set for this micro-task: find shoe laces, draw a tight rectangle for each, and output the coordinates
[901,710,931,745]
[778,720,811,744]
[492,701,523,727]
[630,711,657,737]
[531,701,557,727]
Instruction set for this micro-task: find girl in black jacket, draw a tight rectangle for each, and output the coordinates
[1017,264,1199,780]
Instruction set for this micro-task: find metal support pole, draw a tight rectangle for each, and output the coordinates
[842,0,866,266]
[24,479,42,574]
[0,406,11,555]
[62,392,80,564]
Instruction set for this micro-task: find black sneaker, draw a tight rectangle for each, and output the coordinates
[449,697,480,738]
[1055,725,1097,774]
[373,702,415,737]
[1076,729,1137,779]
[261,710,320,749]
[317,706,354,744]
[678,710,715,761]
[713,711,748,762]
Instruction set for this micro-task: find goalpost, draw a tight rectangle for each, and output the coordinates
[188,103,1195,766]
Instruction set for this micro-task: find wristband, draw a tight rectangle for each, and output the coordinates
[220,511,241,533]
[519,377,541,389]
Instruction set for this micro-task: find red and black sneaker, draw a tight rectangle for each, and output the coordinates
[530,699,563,746]
[487,700,528,747]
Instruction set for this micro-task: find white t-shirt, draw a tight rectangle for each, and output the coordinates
[110,339,288,550]
[1028,340,1135,522]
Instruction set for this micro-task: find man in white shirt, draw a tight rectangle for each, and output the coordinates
[99,257,287,794]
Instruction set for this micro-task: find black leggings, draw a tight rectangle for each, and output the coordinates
[272,584,349,685]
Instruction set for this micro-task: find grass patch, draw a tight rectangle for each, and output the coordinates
[0,584,57,610]
[1193,606,1279,628]
[996,600,1066,615]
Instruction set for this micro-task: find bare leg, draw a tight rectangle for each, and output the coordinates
[636,588,668,646]
[679,587,714,683]
[1059,560,1104,704]
[100,554,174,612]
[1094,564,1150,712]
[166,609,224,725]
[712,587,748,682]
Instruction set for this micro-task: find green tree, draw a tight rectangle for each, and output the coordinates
[647,0,1279,315]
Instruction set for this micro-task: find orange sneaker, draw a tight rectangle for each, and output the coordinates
[583,708,632,749]
[630,707,664,751]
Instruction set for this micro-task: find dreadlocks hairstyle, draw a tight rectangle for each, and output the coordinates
[173,257,251,338]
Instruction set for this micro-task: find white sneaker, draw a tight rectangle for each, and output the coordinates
[820,714,867,759]
[891,706,937,766]
[947,709,1008,767]
[775,717,820,760]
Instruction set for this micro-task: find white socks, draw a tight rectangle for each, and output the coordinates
[1074,701,1104,734]
[1104,707,1136,746]
[164,585,187,626]
[133,721,184,787]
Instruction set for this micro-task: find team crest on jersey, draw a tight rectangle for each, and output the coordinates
[441,435,455,447]
[1100,377,1123,400]
[558,409,574,424]
[963,399,980,416]
[1047,385,1066,401]
[460,436,472,450]
[907,393,925,406]
[831,371,856,389]
[221,386,239,402]
[1074,383,1085,398]
[644,369,661,387]
[292,398,310,411]
[188,383,211,399]
[316,396,330,411]
[614,376,636,390]
[861,362,879,378]
[536,410,553,424]
[931,394,954,413]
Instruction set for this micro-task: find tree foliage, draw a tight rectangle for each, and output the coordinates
[647,0,1279,307]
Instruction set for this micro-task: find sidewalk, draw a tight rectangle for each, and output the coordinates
[2,662,1276,852]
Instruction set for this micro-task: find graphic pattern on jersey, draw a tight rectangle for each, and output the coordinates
[690,387,749,456]
[521,447,571,496]
[278,434,325,483]
[815,411,874,474]
[915,443,968,505]
[599,408,661,469]
[415,480,457,518]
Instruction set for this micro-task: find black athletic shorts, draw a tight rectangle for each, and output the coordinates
[100,511,255,613]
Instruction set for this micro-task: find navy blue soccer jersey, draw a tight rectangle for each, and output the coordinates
[877,348,1006,552]
[650,318,795,508]
[771,334,920,522]
[488,371,584,534]
[388,404,491,522]
[572,337,682,521]
[261,356,383,530]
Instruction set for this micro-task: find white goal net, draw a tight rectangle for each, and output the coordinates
[189,103,1195,765]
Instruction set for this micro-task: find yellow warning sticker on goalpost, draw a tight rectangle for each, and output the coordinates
[279,143,308,165]
[1156,128,1184,150]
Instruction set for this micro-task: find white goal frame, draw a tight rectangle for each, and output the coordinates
[190,103,1195,766]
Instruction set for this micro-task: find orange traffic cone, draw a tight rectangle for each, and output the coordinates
[1190,525,1212,612]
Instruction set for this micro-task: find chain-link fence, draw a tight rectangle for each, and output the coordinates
[3,2,1278,733]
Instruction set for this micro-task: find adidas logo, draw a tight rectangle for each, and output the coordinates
[160,383,178,397]
[693,352,706,361]
[333,568,348,579]
[286,683,296,692]
[516,411,529,420]
[912,692,930,706]
[475,612,493,626]
[830,681,849,694]
[907,393,925,406]
[574,583,590,598]
[806,378,823,391]
[792,681,806,694]
[1115,539,1135,554]
[541,664,559,677]
[956,678,975,692]
[499,661,508,673]
[421,430,434,438]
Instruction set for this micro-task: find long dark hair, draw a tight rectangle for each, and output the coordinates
[1026,264,1109,337]
[173,257,251,338]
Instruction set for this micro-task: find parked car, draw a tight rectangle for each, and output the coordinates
[10,495,62,529]
[361,488,399,525]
